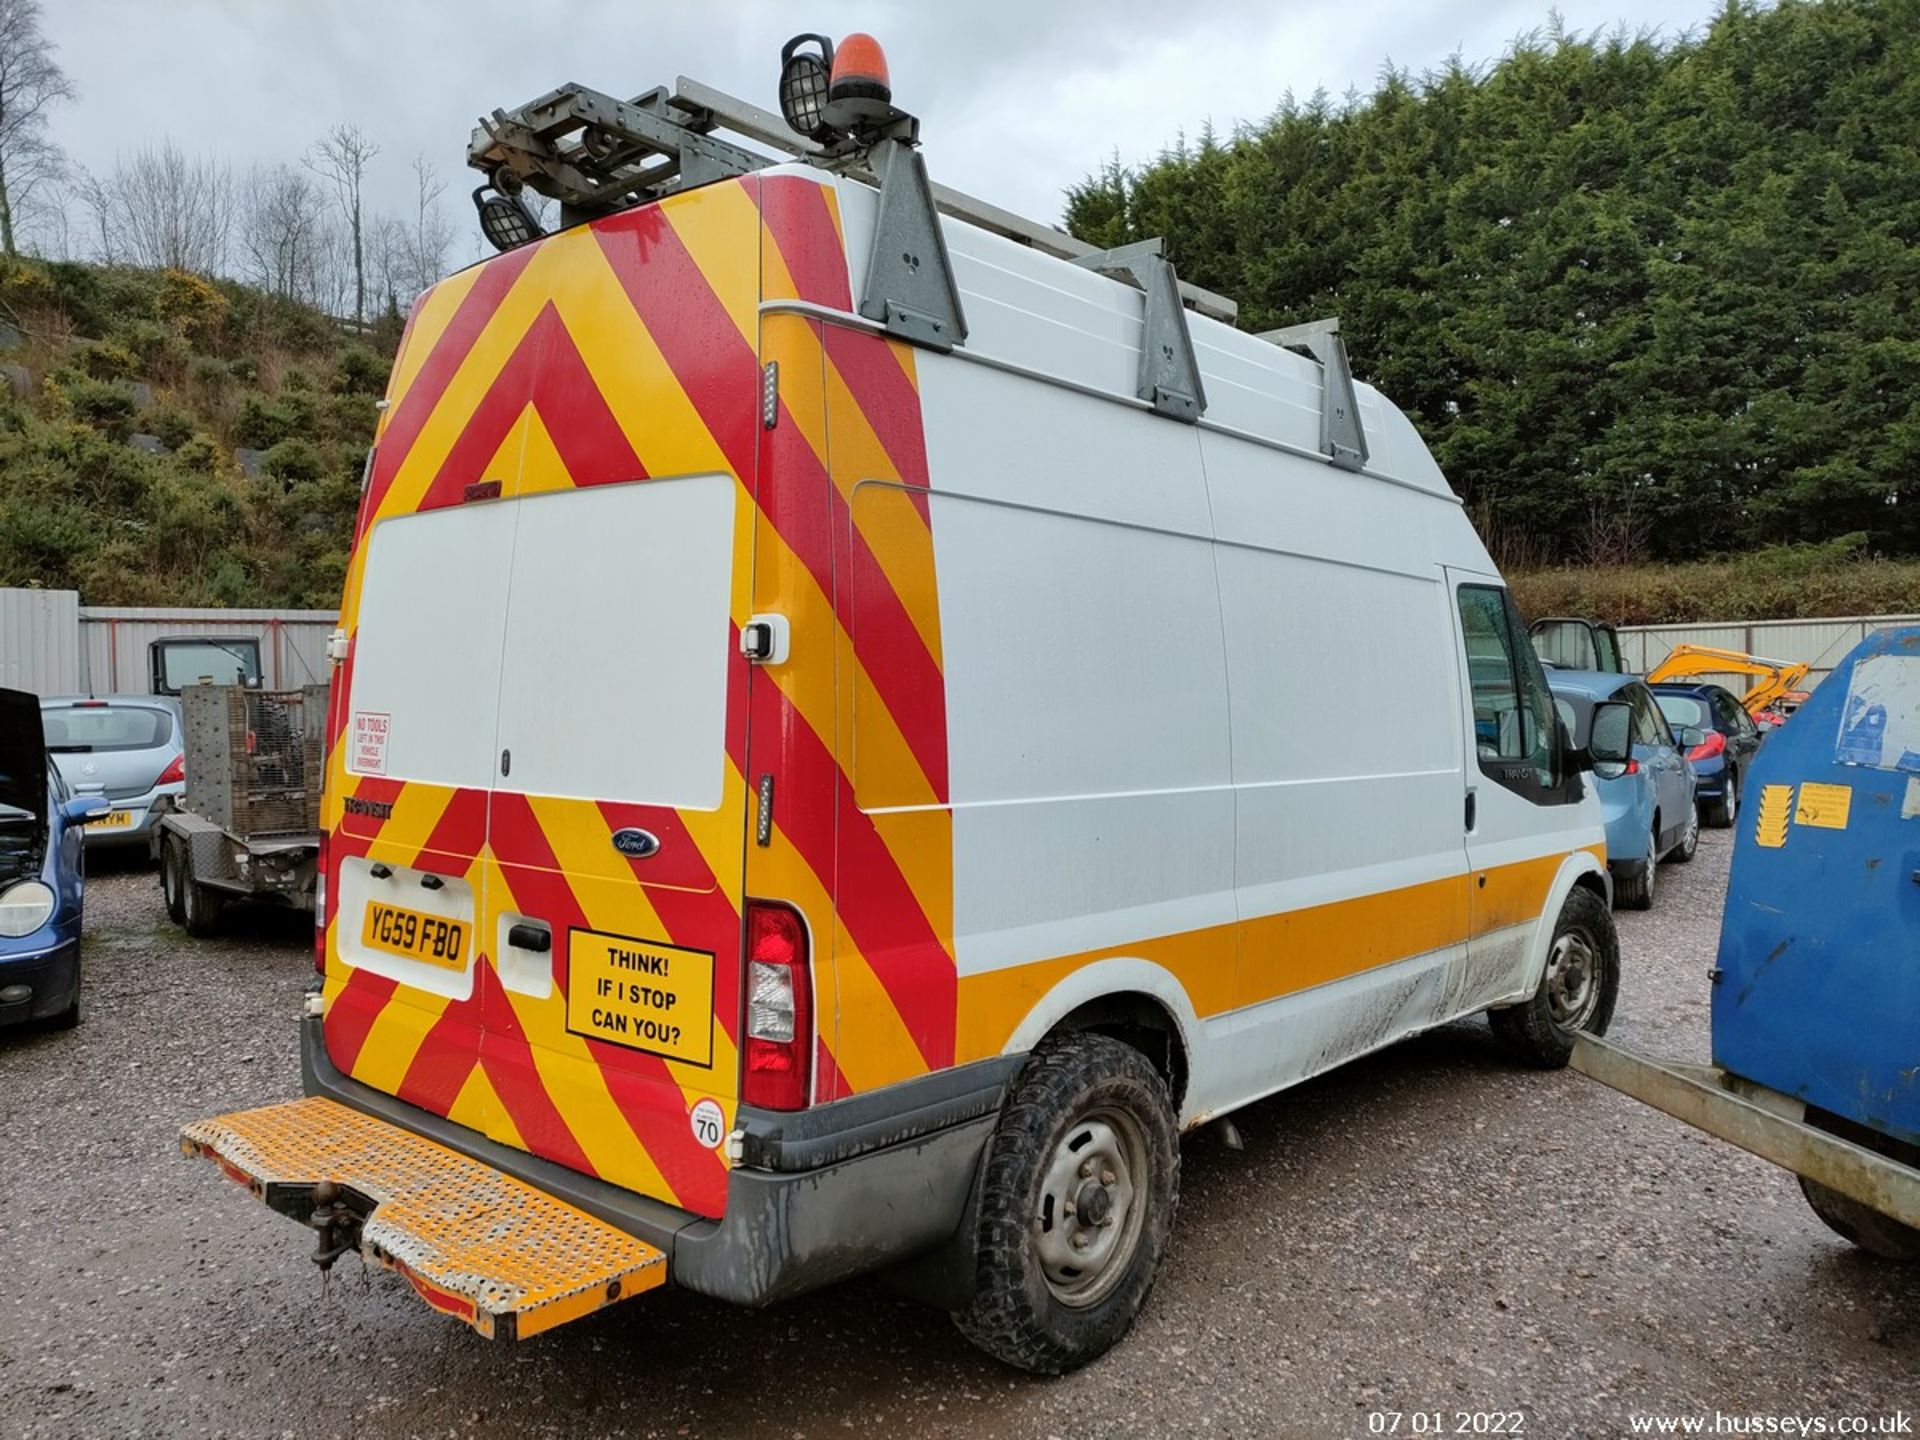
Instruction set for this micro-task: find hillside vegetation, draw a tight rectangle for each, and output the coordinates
[1067,0,1920,564]
[1509,536,1920,625]
[0,258,397,608]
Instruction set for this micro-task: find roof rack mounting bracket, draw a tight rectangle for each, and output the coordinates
[1257,318,1369,470]
[1073,240,1207,423]
[858,137,968,352]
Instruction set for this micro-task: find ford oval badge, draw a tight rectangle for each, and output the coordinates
[611,828,660,859]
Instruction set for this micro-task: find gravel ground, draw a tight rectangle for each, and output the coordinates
[2,832,1915,1439]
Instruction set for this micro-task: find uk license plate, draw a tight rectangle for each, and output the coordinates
[362,901,467,970]
[88,808,134,828]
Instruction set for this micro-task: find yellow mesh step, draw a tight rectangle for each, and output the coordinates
[182,1096,666,1340]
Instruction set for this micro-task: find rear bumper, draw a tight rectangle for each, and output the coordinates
[0,936,79,1025]
[300,1010,1015,1306]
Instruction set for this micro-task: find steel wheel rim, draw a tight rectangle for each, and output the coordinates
[1727,775,1738,821]
[1545,928,1602,1030]
[1033,1105,1150,1308]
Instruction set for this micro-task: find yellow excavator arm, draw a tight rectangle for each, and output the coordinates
[1644,644,1811,717]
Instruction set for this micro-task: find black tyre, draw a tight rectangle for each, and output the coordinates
[1704,770,1739,829]
[1797,1113,1920,1262]
[1799,1178,1920,1261]
[1668,801,1699,864]
[953,1032,1179,1374]
[182,868,224,939]
[161,837,188,927]
[1488,887,1620,1069]
[1614,826,1658,911]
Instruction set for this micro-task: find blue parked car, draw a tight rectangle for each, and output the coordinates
[1650,682,1764,829]
[1547,672,1699,910]
[1,686,107,1030]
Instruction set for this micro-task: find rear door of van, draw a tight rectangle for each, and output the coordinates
[328,184,761,1220]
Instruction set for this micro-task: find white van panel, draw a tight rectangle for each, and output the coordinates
[930,488,1236,974]
[914,364,1235,975]
[348,503,518,789]
[494,476,736,811]
[928,492,1229,805]
[949,789,1237,977]
[911,355,1212,536]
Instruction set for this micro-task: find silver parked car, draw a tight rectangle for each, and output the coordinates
[38,696,185,848]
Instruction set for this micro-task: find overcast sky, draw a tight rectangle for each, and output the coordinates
[46,0,1725,251]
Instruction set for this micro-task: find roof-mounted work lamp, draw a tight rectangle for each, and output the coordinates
[473,183,542,253]
[778,33,836,141]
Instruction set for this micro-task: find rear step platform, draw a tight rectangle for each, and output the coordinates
[182,1096,666,1340]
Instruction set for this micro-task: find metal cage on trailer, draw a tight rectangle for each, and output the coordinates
[153,683,329,936]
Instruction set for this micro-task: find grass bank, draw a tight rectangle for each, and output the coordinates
[1507,538,1920,627]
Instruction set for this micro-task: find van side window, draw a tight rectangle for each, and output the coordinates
[1457,585,1565,802]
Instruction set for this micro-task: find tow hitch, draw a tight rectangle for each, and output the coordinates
[305,1180,361,1272]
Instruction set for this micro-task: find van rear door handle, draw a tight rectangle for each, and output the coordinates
[508,922,551,953]
[1464,790,1477,831]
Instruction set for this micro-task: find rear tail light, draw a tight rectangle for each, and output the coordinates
[1622,758,1640,775]
[313,833,330,975]
[1688,730,1726,763]
[156,753,185,786]
[741,901,811,1111]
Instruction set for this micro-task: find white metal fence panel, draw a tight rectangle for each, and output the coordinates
[0,588,82,694]
[78,608,337,694]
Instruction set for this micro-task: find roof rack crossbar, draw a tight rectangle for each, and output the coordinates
[1257,318,1369,471]
[1073,240,1206,423]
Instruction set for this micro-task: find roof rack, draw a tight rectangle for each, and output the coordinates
[465,57,1274,428]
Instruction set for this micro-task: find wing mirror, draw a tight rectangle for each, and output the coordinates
[1584,700,1633,769]
[61,796,109,825]
[1677,726,1707,751]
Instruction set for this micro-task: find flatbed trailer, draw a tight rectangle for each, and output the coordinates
[1572,627,1920,1260]
[153,683,327,936]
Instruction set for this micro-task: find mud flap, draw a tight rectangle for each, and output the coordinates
[182,1097,666,1340]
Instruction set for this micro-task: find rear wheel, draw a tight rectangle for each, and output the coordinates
[161,837,187,927]
[1668,802,1699,864]
[1800,1179,1920,1261]
[182,862,224,940]
[1797,1114,1920,1262]
[1615,827,1658,910]
[953,1032,1179,1374]
[1704,770,1740,829]
[1489,887,1620,1068]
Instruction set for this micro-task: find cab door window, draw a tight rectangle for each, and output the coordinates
[1457,585,1567,803]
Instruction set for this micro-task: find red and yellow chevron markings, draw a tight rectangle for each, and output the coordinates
[748,174,958,1097]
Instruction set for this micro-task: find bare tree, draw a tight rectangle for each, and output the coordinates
[403,154,451,297]
[89,143,234,272]
[0,0,74,256]
[305,123,378,325]
[364,209,406,316]
[241,162,325,300]
[73,163,115,262]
